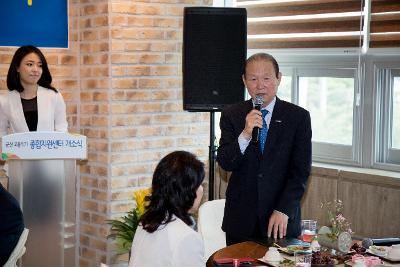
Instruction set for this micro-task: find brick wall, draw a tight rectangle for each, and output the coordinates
[0,0,211,266]
[78,1,111,266]
[108,0,211,265]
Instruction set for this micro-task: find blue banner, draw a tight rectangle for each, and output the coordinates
[0,0,68,48]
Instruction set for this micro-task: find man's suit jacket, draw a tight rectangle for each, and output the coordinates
[0,86,68,137]
[0,183,24,265]
[217,98,312,239]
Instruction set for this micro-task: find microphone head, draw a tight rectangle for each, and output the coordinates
[362,238,373,248]
[254,95,263,110]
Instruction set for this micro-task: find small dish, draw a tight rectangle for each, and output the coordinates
[258,257,292,267]
[366,250,400,263]
[279,245,311,255]
[263,247,282,262]
[387,244,400,260]
[344,259,380,267]
[287,245,310,252]
[368,246,388,257]
[258,258,281,267]
[348,255,383,267]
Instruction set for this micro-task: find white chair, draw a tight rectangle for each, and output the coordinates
[198,199,226,262]
[4,228,29,267]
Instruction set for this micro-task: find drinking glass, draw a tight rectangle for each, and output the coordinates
[301,220,317,242]
[294,250,312,267]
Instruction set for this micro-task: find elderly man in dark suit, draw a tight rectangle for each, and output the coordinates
[217,53,312,245]
[0,182,25,265]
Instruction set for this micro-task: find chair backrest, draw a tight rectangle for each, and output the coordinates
[4,228,29,267]
[198,199,226,262]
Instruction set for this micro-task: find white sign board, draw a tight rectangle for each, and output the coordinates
[1,132,87,160]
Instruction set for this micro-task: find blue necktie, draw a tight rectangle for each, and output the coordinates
[259,109,269,153]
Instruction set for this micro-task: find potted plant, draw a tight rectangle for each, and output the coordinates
[107,188,150,254]
[318,199,353,253]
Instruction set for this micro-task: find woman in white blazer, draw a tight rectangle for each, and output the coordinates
[0,45,68,138]
[129,151,205,267]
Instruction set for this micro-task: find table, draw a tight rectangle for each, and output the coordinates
[206,237,301,267]
[206,241,268,267]
[206,240,400,267]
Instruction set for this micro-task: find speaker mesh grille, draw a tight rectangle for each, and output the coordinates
[183,7,247,111]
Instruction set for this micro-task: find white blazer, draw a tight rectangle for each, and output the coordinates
[0,86,68,137]
[129,216,205,267]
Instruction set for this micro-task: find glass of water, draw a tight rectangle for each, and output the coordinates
[301,220,317,242]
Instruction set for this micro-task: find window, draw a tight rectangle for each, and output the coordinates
[271,60,361,165]
[278,69,292,102]
[375,66,400,167]
[299,75,354,146]
[214,0,400,171]
[392,76,400,149]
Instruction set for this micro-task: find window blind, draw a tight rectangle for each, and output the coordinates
[370,0,400,48]
[236,0,365,49]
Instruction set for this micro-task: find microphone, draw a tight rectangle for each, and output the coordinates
[361,237,400,248]
[252,95,264,143]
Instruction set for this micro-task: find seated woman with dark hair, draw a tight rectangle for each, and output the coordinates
[128,151,205,267]
[0,183,25,266]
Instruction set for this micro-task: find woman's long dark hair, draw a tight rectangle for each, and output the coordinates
[140,151,205,233]
[7,45,57,92]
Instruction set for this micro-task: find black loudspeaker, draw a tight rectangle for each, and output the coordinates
[183,7,247,111]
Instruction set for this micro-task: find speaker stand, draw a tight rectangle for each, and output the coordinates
[208,111,217,200]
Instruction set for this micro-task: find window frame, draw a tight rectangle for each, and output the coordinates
[214,0,400,172]
[219,49,400,172]
[297,68,359,165]
[270,54,362,166]
[373,62,400,169]
[249,52,400,171]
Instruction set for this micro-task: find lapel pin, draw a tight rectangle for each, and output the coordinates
[275,120,282,123]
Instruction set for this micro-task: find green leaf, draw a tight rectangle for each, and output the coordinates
[106,208,140,255]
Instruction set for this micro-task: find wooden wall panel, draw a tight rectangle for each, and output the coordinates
[303,167,400,238]
[301,173,338,228]
[339,175,400,238]
[217,165,400,238]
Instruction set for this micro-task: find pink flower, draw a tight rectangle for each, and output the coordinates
[322,199,353,239]
[336,214,345,223]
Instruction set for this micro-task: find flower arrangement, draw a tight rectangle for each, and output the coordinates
[321,199,353,240]
[107,188,151,254]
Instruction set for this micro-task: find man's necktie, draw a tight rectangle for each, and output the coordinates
[259,109,269,153]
